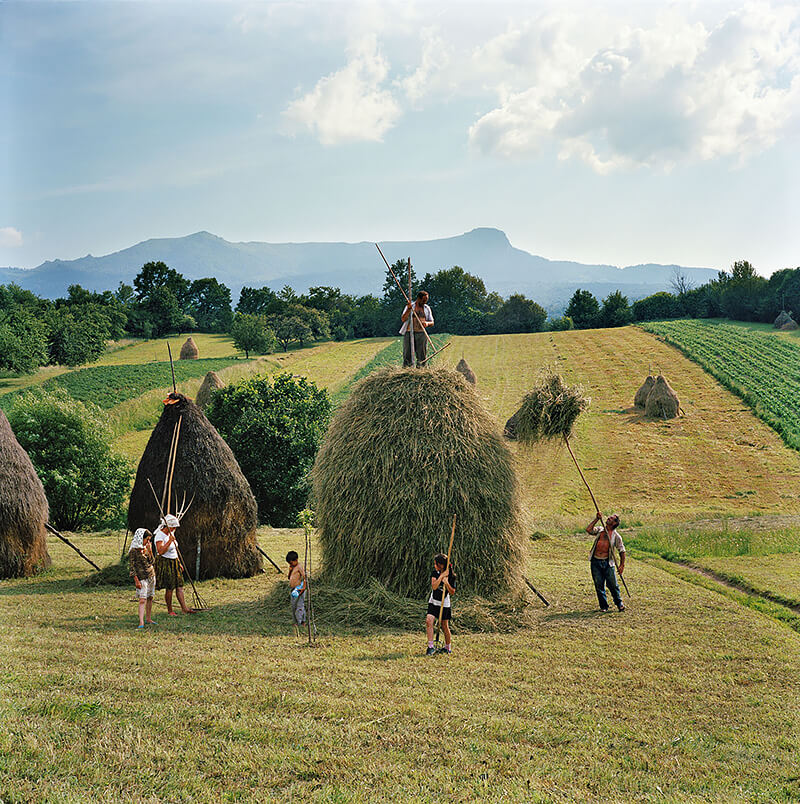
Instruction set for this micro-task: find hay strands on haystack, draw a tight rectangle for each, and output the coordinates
[434,514,456,649]
[145,412,208,611]
[375,243,451,361]
[45,523,101,572]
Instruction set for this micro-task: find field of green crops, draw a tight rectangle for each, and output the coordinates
[641,319,800,450]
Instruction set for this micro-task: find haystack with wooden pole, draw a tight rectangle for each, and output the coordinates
[644,375,680,419]
[0,409,51,578]
[179,337,199,360]
[634,375,655,408]
[456,358,477,385]
[774,310,793,329]
[195,371,224,409]
[127,393,262,579]
[312,366,524,598]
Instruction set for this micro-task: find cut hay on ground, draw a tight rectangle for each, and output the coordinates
[260,577,531,633]
[179,337,199,360]
[634,375,655,408]
[781,319,799,331]
[0,409,50,578]
[645,375,680,419]
[774,310,793,329]
[514,371,590,444]
[456,358,477,385]
[195,370,224,409]
[128,393,262,579]
[84,556,130,586]
[312,366,524,599]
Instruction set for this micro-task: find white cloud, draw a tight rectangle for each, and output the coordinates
[398,27,450,104]
[0,227,23,248]
[283,34,402,145]
[468,3,800,172]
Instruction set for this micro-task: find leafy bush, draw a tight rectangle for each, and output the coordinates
[206,372,332,526]
[0,308,49,373]
[7,389,133,531]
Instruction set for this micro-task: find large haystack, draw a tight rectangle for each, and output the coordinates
[634,375,656,408]
[196,370,224,409]
[179,337,199,360]
[644,375,680,419]
[781,319,799,332]
[0,410,50,578]
[312,366,523,598]
[774,310,793,329]
[514,372,589,444]
[455,358,477,385]
[128,393,261,579]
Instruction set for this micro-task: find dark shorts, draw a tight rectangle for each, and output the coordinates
[427,602,451,620]
[156,556,184,591]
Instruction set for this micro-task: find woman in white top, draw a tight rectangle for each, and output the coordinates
[154,514,195,616]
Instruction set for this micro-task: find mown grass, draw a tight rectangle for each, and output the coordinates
[2,530,800,801]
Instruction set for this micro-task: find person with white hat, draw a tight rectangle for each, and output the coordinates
[154,514,195,616]
[128,528,156,629]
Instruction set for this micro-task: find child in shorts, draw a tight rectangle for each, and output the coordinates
[286,550,307,628]
[129,528,156,629]
[425,553,456,655]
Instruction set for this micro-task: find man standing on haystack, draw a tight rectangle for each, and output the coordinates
[400,291,434,367]
[154,514,196,616]
[586,513,626,612]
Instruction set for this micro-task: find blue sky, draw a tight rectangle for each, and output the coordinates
[2,0,799,276]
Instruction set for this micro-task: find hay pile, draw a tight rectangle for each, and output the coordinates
[196,370,224,409]
[312,366,524,599]
[0,410,51,578]
[504,410,519,440]
[634,375,655,408]
[774,310,793,329]
[179,337,199,359]
[781,319,799,331]
[513,371,590,444]
[455,358,477,385]
[128,393,262,579]
[644,375,680,419]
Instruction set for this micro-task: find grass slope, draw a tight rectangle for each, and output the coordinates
[440,327,800,528]
[1,531,799,802]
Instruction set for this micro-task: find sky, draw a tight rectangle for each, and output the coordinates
[2,0,799,276]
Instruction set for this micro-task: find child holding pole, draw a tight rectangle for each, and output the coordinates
[426,553,456,655]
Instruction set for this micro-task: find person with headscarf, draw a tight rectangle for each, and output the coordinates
[154,514,195,616]
[128,528,156,629]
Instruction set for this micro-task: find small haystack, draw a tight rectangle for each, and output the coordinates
[312,366,524,598]
[128,393,261,579]
[774,310,793,329]
[179,337,199,360]
[781,319,799,332]
[514,371,589,444]
[634,375,656,408]
[455,358,477,385]
[196,371,224,409]
[0,410,51,578]
[644,375,680,419]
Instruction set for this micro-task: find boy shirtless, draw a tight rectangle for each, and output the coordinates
[286,551,307,627]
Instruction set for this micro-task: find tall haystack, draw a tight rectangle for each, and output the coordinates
[128,393,261,579]
[179,337,199,360]
[774,310,792,329]
[312,366,523,598]
[0,410,51,578]
[634,375,656,408]
[781,319,799,331]
[645,375,680,419]
[196,370,224,409]
[456,358,477,385]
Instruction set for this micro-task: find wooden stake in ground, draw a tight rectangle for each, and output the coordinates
[255,543,282,574]
[45,523,101,571]
[434,514,456,649]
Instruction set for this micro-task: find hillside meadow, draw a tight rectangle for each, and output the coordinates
[2,324,800,801]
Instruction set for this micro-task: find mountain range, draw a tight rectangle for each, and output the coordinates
[0,228,719,313]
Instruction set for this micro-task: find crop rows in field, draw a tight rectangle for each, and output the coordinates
[641,319,800,449]
[0,358,238,412]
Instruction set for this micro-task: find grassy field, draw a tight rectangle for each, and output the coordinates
[2,529,799,802]
[440,327,800,529]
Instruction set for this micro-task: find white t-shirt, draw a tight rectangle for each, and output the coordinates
[399,304,434,335]
[154,527,178,560]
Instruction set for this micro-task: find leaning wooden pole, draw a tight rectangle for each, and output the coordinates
[255,544,282,574]
[434,514,456,648]
[45,523,101,572]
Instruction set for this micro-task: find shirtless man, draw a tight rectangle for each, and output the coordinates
[586,513,626,612]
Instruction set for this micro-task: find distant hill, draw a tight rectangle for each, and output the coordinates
[0,228,718,313]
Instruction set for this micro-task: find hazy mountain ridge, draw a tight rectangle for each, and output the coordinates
[0,228,718,311]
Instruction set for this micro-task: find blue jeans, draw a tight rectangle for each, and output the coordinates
[590,557,622,609]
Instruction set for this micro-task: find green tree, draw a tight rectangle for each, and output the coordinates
[271,315,313,351]
[187,278,233,332]
[547,315,574,331]
[230,312,276,358]
[236,286,282,316]
[0,308,49,373]
[493,294,547,333]
[599,291,633,328]
[565,289,600,329]
[46,305,111,366]
[206,373,332,526]
[421,266,490,332]
[133,261,190,307]
[144,286,184,337]
[8,389,133,531]
[632,292,684,322]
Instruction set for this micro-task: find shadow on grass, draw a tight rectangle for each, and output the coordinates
[541,609,611,623]
[0,574,106,597]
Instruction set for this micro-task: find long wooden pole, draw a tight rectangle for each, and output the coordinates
[434,514,456,647]
[45,523,101,571]
[255,544,282,573]
[523,576,550,607]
